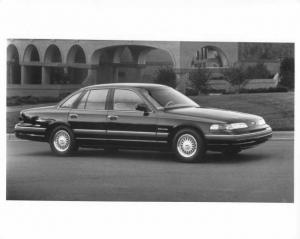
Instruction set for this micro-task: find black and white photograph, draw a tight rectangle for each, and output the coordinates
[0,1,299,239]
[6,39,294,202]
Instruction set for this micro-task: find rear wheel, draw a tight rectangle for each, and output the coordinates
[49,126,77,155]
[173,128,206,163]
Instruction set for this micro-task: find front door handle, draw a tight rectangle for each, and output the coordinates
[70,114,78,119]
[107,115,119,120]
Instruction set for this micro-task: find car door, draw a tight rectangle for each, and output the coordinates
[68,88,110,145]
[106,88,159,148]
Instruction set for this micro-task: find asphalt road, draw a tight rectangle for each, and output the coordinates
[6,134,294,202]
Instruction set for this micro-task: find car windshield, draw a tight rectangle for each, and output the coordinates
[143,87,199,109]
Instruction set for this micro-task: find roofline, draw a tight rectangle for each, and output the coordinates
[82,83,170,90]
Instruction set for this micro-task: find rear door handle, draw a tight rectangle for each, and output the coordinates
[107,115,119,120]
[70,114,78,119]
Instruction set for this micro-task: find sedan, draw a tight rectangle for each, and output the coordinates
[15,83,272,162]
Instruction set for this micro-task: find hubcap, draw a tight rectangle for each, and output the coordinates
[177,134,198,158]
[53,130,70,152]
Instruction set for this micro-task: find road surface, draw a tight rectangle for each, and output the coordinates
[6,133,294,202]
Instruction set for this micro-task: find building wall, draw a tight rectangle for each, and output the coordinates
[8,39,181,66]
[6,39,294,97]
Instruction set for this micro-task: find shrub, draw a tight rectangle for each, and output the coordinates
[280,57,294,89]
[185,87,199,96]
[188,68,211,93]
[7,95,60,106]
[207,88,227,94]
[154,67,177,88]
[243,63,271,79]
[239,86,288,94]
[223,66,245,92]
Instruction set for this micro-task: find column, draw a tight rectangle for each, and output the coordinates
[175,70,189,94]
[42,67,50,85]
[82,68,97,85]
[21,66,28,85]
[113,66,119,83]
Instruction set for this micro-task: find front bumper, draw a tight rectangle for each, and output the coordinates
[15,123,47,142]
[205,125,272,151]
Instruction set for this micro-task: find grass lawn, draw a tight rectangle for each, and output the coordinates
[191,92,294,131]
[6,92,294,133]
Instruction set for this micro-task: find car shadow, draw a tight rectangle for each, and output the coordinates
[19,148,271,164]
[202,151,270,164]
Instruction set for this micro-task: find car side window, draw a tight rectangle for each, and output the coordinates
[77,90,90,109]
[85,89,108,110]
[113,89,144,111]
[60,92,82,108]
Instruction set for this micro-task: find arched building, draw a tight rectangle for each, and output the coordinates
[7,39,293,97]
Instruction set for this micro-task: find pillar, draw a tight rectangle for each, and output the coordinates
[175,70,189,94]
[7,62,12,84]
[136,64,146,82]
[82,68,97,85]
[113,67,119,83]
[42,67,50,84]
[21,66,29,84]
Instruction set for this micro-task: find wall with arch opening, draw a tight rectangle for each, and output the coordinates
[7,44,21,84]
[22,44,41,84]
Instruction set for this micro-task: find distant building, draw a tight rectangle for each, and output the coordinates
[7,39,294,97]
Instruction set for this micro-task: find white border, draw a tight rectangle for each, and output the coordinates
[0,1,299,239]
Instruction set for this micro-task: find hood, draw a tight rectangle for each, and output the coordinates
[166,107,261,123]
[22,105,57,115]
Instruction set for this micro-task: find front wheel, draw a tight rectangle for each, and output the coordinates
[49,126,77,155]
[173,128,206,163]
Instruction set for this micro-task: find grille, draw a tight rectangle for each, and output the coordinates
[248,128,267,133]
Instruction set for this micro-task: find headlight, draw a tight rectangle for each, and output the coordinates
[257,118,266,126]
[210,122,248,132]
[227,122,248,130]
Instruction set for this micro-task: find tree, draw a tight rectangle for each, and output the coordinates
[243,63,271,79]
[189,68,210,93]
[223,67,245,92]
[280,57,294,89]
[154,67,177,88]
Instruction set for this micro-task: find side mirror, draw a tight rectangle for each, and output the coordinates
[136,103,149,113]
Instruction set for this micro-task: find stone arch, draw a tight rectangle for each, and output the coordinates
[66,45,88,84]
[23,44,40,62]
[137,47,174,83]
[200,45,229,68]
[66,44,86,63]
[44,44,64,84]
[90,47,116,84]
[7,44,21,84]
[44,44,62,62]
[23,44,41,84]
[90,45,176,84]
[113,46,134,63]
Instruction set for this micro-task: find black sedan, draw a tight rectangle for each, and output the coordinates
[15,83,272,162]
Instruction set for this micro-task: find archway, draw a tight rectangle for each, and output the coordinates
[7,44,21,84]
[90,45,175,84]
[115,46,138,83]
[23,44,41,84]
[139,48,174,83]
[191,46,229,68]
[66,45,88,84]
[44,44,64,84]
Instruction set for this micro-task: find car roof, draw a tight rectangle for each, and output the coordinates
[82,83,170,91]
